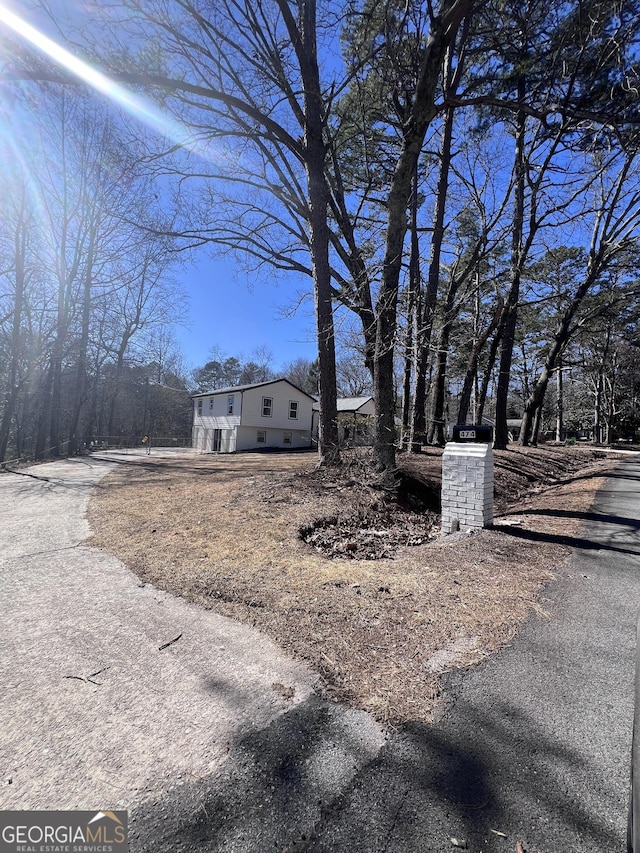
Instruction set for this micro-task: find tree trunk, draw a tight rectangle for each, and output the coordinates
[519,363,550,446]
[279,0,339,464]
[401,164,420,447]
[0,197,28,462]
[301,0,339,464]
[34,368,53,460]
[410,102,456,452]
[606,359,617,443]
[427,274,458,445]
[519,260,602,445]
[48,283,67,458]
[594,323,612,444]
[532,398,543,445]
[427,325,451,445]
[68,226,96,455]
[374,0,471,474]
[107,354,126,439]
[494,82,527,450]
[107,329,137,438]
[477,319,503,424]
[555,361,563,442]
[457,298,503,425]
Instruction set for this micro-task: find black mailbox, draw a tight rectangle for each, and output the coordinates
[451,424,493,443]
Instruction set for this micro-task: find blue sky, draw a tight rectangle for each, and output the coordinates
[174,254,319,372]
[0,2,322,376]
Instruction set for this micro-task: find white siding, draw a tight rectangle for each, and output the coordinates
[192,425,204,451]
[241,382,313,429]
[235,425,311,451]
[194,393,242,423]
[192,425,236,452]
[192,395,242,445]
[192,380,313,453]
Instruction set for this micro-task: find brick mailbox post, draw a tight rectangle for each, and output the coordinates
[441,425,494,535]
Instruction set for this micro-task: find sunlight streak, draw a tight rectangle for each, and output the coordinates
[0,3,191,148]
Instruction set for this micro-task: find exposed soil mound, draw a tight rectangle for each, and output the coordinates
[300,505,439,559]
[297,453,442,559]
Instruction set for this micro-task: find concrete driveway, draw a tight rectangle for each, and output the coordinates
[2,453,639,852]
[0,454,383,829]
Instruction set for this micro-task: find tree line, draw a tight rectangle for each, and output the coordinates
[0,90,190,460]
[2,0,640,471]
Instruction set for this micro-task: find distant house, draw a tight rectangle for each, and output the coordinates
[312,395,376,446]
[506,418,523,441]
[337,396,375,445]
[191,379,314,453]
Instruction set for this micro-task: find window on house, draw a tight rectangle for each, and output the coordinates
[288,400,298,419]
[197,399,203,416]
[283,431,292,445]
[262,396,273,417]
[227,395,234,415]
[209,398,214,411]
[257,429,266,443]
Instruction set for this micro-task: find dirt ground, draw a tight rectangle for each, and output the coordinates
[87,444,619,725]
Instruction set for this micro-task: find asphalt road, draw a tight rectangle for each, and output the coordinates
[2,453,639,853]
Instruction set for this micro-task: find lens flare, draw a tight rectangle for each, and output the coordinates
[0,3,191,149]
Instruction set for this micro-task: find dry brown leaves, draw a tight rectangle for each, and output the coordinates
[86,445,617,725]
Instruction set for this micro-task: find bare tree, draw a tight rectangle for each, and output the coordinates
[77,0,343,462]
[0,76,185,459]
[519,149,640,444]
[7,0,640,467]
[39,0,472,473]
[0,175,35,462]
[281,356,318,395]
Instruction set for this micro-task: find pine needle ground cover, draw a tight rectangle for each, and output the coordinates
[87,446,616,724]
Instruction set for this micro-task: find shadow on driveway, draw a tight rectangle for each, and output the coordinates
[129,690,620,853]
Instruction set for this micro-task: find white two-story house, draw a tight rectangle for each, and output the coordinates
[191,378,314,453]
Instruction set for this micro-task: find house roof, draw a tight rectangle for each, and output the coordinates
[190,377,315,400]
[337,396,374,413]
[312,396,375,412]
